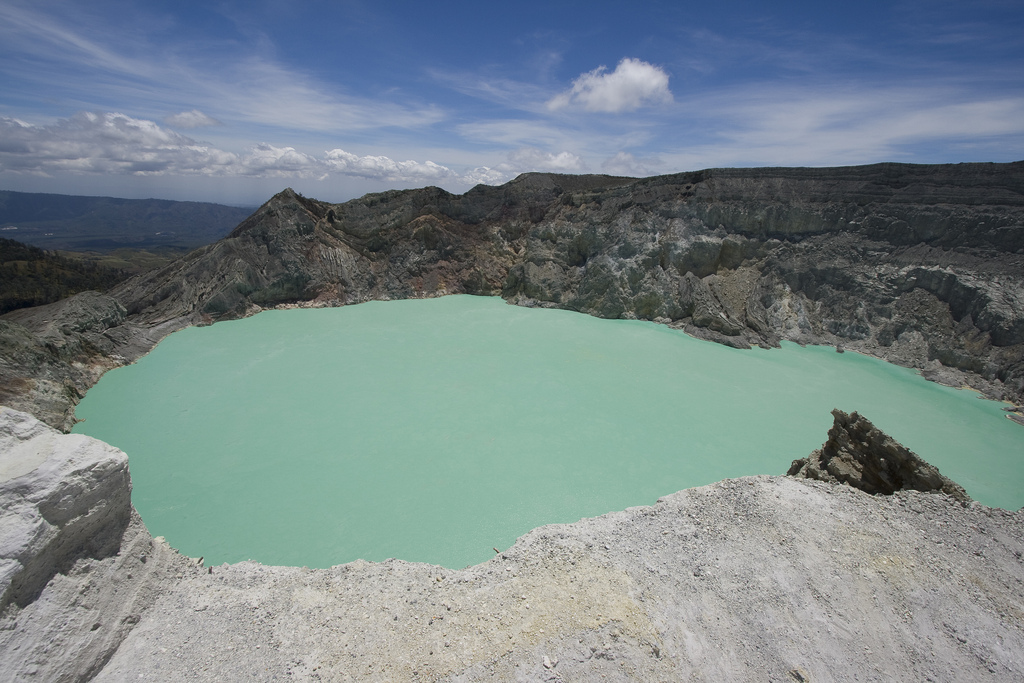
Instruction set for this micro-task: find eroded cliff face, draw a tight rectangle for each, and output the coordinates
[1,162,1022,430]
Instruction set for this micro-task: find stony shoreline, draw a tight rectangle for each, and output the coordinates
[2,406,1023,681]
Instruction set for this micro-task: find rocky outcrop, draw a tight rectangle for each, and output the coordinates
[0,292,179,430]
[2,162,1023,430]
[0,406,131,611]
[788,409,971,502]
[1,407,1022,681]
[0,409,190,681]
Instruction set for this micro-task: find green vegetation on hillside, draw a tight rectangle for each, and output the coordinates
[0,238,128,314]
[55,246,190,274]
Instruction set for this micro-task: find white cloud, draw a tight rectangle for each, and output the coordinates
[456,119,580,150]
[600,152,661,177]
[0,112,231,175]
[505,148,584,173]
[237,143,319,177]
[165,110,221,129]
[323,149,456,182]
[0,112,506,186]
[428,68,555,115]
[0,2,156,82]
[460,167,511,186]
[444,148,584,188]
[207,57,445,134]
[672,87,1024,168]
[0,4,444,135]
[548,58,673,113]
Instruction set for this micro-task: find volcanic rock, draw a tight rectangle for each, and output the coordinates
[788,408,971,502]
[5,162,1024,431]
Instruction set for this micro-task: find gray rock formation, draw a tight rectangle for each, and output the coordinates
[2,162,1022,431]
[1,407,1022,681]
[0,292,181,430]
[0,406,131,612]
[0,409,187,681]
[789,408,972,502]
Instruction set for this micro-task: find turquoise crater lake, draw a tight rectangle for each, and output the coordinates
[73,295,1024,569]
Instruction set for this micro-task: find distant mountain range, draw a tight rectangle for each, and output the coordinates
[0,190,255,251]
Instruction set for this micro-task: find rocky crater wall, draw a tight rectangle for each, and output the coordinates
[1,162,1022,430]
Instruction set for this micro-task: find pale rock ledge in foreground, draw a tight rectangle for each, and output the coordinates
[1,407,1023,682]
[0,407,130,612]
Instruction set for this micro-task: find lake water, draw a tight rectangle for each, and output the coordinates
[72,295,1024,569]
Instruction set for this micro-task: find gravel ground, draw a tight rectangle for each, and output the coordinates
[83,478,1024,681]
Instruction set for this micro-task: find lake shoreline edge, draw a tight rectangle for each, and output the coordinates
[2,405,1022,681]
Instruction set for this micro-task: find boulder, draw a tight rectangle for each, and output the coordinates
[788,408,971,502]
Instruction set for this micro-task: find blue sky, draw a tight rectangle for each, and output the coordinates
[1,0,1022,205]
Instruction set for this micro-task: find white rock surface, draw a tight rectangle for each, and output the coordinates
[1,406,1023,682]
[0,408,185,682]
[0,407,131,611]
